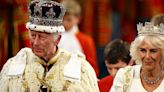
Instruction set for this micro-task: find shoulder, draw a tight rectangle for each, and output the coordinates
[112,66,135,86]
[118,65,141,74]
[13,47,33,58]
[80,52,97,79]
[57,48,71,56]
[4,47,32,65]
[76,51,91,69]
[77,51,86,60]
[17,47,32,53]
[72,51,95,75]
[0,48,32,76]
[116,65,140,79]
[111,65,141,91]
[57,48,73,61]
[57,48,86,63]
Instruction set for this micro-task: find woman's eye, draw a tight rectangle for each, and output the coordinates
[139,48,146,53]
[150,49,158,53]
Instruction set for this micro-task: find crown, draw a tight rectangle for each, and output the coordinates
[137,22,164,36]
[26,0,66,33]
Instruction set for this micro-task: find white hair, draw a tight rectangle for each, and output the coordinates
[130,35,164,67]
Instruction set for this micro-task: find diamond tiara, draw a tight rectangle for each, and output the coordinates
[137,22,164,36]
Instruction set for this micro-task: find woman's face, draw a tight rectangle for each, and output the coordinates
[138,41,162,70]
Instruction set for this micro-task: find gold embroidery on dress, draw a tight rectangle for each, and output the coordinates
[62,80,71,91]
[36,72,52,92]
[123,66,133,92]
[47,73,55,80]
[22,52,30,92]
[22,79,30,92]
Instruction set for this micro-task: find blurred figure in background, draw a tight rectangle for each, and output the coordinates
[0,0,30,70]
[98,39,132,92]
[151,13,164,26]
[59,0,99,77]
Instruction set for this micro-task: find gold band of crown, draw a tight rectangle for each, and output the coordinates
[137,22,164,36]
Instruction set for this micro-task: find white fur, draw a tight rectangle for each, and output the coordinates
[26,22,65,33]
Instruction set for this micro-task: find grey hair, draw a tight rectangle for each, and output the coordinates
[53,33,61,40]
[28,29,61,40]
[130,35,164,67]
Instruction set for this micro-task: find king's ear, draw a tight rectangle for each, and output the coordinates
[54,35,61,45]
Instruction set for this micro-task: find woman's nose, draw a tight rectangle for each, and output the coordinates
[145,52,151,58]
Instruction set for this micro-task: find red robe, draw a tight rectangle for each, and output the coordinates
[98,76,114,92]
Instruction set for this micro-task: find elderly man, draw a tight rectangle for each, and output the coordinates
[0,0,99,92]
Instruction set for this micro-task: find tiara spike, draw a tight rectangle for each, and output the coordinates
[137,22,164,36]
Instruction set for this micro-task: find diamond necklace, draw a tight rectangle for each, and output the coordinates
[143,68,163,85]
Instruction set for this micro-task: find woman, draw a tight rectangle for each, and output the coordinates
[110,22,164,92]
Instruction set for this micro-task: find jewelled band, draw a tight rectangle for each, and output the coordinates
[137,22,164,36]
[29,17,63,26]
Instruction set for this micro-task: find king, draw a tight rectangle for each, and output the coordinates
[0,0,99,92]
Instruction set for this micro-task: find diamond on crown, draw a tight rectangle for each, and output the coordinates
[137,22,164,36]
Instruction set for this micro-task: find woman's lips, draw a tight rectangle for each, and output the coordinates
[145,61,152,65]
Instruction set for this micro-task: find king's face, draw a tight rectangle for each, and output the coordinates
[29,30,55,58]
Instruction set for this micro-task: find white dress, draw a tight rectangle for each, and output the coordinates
[110,65,164,92]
